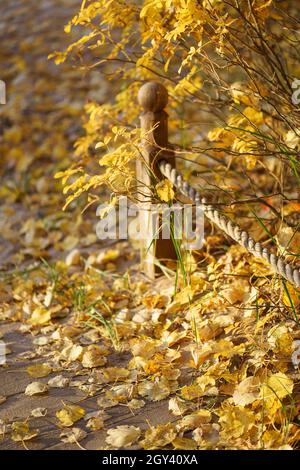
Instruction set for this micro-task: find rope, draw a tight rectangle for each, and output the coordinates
[158,159,300,288]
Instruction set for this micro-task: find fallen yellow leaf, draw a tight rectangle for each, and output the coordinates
[25,381,48,396]
[28,307,51,326]
[56,404,85,427]
[26,363,52,378]
[140,423,176,450]
[11,421,38,442]
[105,425,141,448]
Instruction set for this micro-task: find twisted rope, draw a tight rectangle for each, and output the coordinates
[158,159,300,288]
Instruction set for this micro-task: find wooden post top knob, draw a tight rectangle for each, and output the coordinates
[138,81,168,112]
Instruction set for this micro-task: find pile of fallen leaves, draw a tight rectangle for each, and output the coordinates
[0,0,300,451]
[2,239,300,450]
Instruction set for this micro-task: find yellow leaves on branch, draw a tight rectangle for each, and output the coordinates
[207,104,265,169]
[48,31,99,65]
[50,0,281,211]
[55,125,140,208]
[242,107,264,126]
[230,82,258,107]
[54,167,84,187]
[174,66,203,96]
[95,136,112,149]
[99,144,135,169]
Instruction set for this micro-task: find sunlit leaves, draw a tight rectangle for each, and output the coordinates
[267,324,293,355]
[56,404,86,427]
[27,364,52,378]
[82,345,108,368]
[155,179,175,202]
[232,376,261,406]
[25,382,48,396]
[140,423,176,450]
[218,406,256,441]
[261,372,293,415]
[3,0,300,452]
[60,427,87,444]
[11,422,38,443]
[138,377,172,401]
[106,425,141,448]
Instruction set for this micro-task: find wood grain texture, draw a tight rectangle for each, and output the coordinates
[137,82,177,279]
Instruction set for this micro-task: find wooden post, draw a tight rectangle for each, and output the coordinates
[137,81,177,278]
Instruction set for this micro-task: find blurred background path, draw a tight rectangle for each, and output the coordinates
[0,0,167,450]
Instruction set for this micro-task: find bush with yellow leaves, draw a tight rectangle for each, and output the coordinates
[52,0,300,219]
